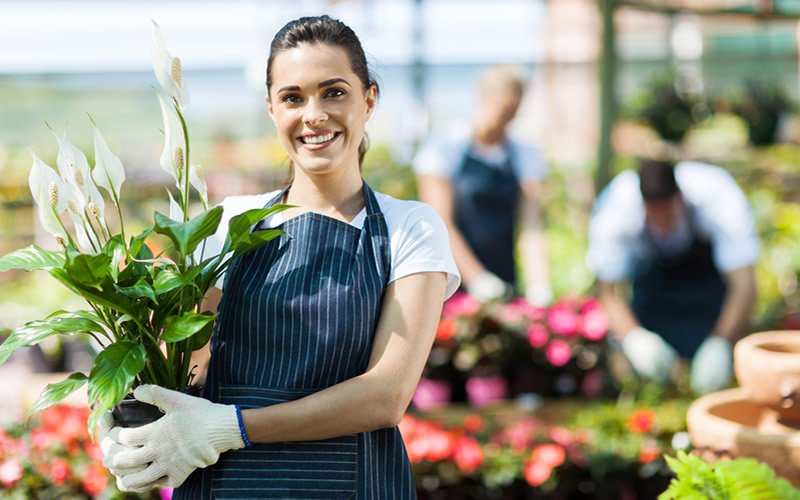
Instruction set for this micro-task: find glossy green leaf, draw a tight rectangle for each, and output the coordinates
[87,341,146,432]
[102,236,126,281]
[64,247,112,290]
[26,372,88,422]
[0,245,65,272]
[190,316,215,351]
[0,312,105,366]
[49,267,135,318]
[153,268,192,295]
[153,206,222,257]
[223,205,291,255]
[116,277,157,304]
[162,311,215,343]
[230,228,284,259]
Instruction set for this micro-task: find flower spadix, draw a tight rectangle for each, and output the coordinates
[152,20,189,110]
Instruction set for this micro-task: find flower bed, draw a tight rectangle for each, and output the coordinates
[402,398,691,499]
[415,293,615,410]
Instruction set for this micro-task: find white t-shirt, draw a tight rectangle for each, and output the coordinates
[196,190,461,299]
[586,161,759,283]
[412,132,548,183]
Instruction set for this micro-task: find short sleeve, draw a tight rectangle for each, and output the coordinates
[585,171,642,283]
[388,203,461,299]
[677,163,759,272]
[511,142,549,182]
[412,136,463,179]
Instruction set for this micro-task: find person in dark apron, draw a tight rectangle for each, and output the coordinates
[415,65,551,305]
[590,158,758,394]
[102,16,455,498]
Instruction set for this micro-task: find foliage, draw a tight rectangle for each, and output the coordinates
[0,22,287,433]
[728,81,795,146]
[660,451,800,500]
[0,405,160,499]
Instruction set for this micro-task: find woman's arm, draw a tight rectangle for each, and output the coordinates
[417,174,485,284]
[517,180,551,304]
[241,271,447,442]
[188,287,223,386]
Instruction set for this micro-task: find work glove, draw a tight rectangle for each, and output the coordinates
[525,283,553,307]
[466,271,513,303]
[103,385,245,492]
[690,336,733,394]
[620,327,678,383]
[97,412,148,491]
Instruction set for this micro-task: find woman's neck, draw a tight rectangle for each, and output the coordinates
[285,167,365,222]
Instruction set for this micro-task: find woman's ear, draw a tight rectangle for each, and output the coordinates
[364,85,377,122]
[265,93,276,122]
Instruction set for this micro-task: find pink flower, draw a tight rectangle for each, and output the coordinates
[50,458,70,486]
[0,459,23,488]
[547,303,580,336]
[548,427,574,447]
[502,419,537,451]
[545,339,572,367]
[580,369,604,397]
[581,302,608,341]
[527,323,549,348]
[524,460,553,486]
[462,414,485,433]
[465,375,508,408]
[412,378,452,411]
[442,292,480,318]
[82,462,108,497]
[531,443,566,468]
[453,436,484,473]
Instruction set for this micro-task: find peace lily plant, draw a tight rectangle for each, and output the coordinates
[0,21,286,432]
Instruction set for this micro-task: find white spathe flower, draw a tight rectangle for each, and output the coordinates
[157,93,185,187]
[152,20,189,110]
[91,125,126,203]
[28,151,66,240]
[189,164,208,207]
[167,189,183,222]
[54,132,106,217]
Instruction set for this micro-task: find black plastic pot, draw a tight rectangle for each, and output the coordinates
[112,385,202,428]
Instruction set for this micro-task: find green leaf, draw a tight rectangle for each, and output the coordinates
[224,205,291,255]
[162,311,215,343]
[26,372,88,422]
[190,317,215,351]
[0,311,105,366]
[116,277,157,304]
[64,247,113,290]
[230,229,285,259]
[49,267,135,317]
[153,268,194,296]
[87,341,146,432]
[0,245,65,272]
[154,206,223,257]
[128,227,154,258]
[102,236,126,281]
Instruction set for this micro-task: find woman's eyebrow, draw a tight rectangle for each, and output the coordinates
[276,78,351,94]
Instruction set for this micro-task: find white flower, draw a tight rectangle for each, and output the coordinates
[28,151,66,240]
[167,190,183,222]
[189,164,208,207]
[152,20,189,110]
[92,125,126,203]
[54,132,106,218]
[157,93,185,187]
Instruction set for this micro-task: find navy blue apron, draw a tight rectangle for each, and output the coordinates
[175,182,416,499]
[630,207,727,358]
[453,142,521,287]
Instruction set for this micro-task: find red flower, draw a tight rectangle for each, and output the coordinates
[638,446,661,464]
[50,458,70,486]
[627,408,656,434]
[462,414,485,433]
[502,419,537,452]
[453,436,484,473]
[545,339,572,367]
[435,318,458,341]
[548,427,573,447]
[527,323,549,348]
[547,303,580,336]
[531,443,566,468]
[580,301,608,341]
[442,292,480,318]
[0,459,23,488]
[524,460,553,487]
[82,462,108,496]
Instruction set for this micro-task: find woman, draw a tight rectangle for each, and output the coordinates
[102,15,459,498]
[413,65,551,305]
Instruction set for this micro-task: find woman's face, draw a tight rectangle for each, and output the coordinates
[267,43,376,178]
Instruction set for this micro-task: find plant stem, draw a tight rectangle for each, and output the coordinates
[174,100,191,223]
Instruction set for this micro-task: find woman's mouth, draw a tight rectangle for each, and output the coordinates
[298,131,341,150]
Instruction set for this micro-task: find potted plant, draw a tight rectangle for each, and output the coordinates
[0,21,287,433]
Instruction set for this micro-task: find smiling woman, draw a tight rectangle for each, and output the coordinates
[101,15,461,499]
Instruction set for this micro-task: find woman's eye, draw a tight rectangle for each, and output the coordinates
[281,94,302,104]
[324,88,346,98]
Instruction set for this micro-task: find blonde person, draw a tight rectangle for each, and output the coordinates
[414,65,551,305]
[100,15,459,498]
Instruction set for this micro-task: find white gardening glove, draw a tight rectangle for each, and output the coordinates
[525,283,553,307]
[104,385,245,492]
[690,336,733,394]
[621,327,679,383]
[466,271,512,303]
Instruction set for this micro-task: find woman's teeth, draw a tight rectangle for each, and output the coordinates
[301,132,336,144]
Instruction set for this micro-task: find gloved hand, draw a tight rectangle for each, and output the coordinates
[620,327,678,383]
[466,271,512,303]
[97,412,148,491]
[103,385,245,492]
[690,336,733,394]
[525,283,553,307]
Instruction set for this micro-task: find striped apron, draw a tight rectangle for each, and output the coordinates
[174,182,416,499]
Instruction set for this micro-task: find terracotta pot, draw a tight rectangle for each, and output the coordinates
[734,331,800,422]
[687,388,800,487]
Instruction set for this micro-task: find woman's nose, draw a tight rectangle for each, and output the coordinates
[303,98,328,127]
